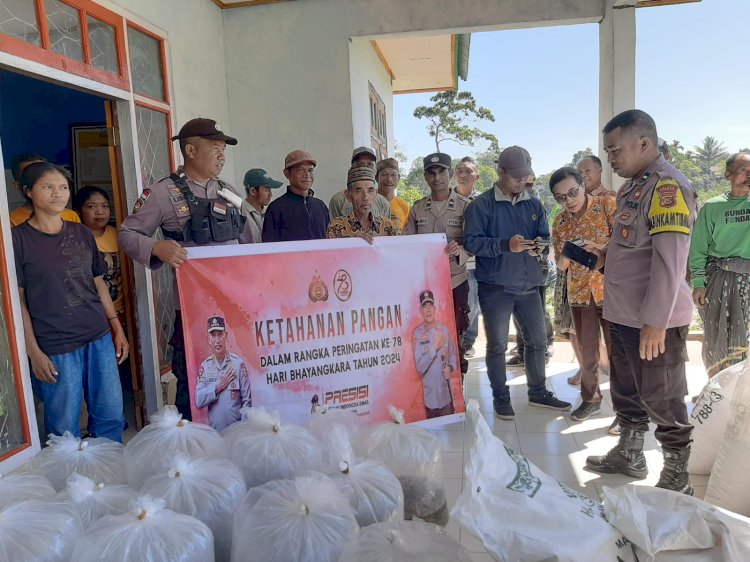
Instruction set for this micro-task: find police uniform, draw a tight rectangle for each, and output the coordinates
[412,291,457,418]
[195,317,252,432]
[118,119,253,420]
[603,154,696,453]
[403,153,471,373]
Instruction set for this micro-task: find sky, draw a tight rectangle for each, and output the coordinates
[393,0,749,176]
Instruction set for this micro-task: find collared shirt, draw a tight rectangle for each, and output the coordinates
[603,155,696,329]
[552,196,616,306]
[412,322,456,409]
[403,190,471,289]
[493,184,532,205]
[326,212,401,238]
[589,185,617,198]
[247,205,264,244]
[453,186,480,200]
[195,352,252,432]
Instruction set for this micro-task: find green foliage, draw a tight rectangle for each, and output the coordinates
[398,181,425,205]
[413,90,498,153]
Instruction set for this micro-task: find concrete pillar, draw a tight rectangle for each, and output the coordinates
[599,0,636,190]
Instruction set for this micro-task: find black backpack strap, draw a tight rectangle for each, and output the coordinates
[170,172,199,208]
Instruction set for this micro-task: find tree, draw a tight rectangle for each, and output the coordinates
[568,147,594,167]
[413,90,498,153]
[693,136,728,176]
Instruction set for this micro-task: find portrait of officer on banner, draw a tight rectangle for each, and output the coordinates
[195,315,252,431]
[412,290,458,419]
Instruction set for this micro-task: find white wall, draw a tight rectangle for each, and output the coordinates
[109,0,238,185]
[349,38,394,157]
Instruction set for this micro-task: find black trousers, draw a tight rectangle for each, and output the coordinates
[453,281,470,374]
[609,323,692,451]
[169,311,192,421]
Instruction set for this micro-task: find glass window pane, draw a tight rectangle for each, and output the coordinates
[45,0,83,62]
[0,282,27,457]
[134,105,173,369]
[128,26,165,101]
[87,16,118,74]
[0,0,41,46]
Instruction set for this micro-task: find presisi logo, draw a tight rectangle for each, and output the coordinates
[324,385,369,406]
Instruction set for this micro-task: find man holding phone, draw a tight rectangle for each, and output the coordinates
[464,146,571,420]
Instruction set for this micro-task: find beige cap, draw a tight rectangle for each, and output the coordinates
[284,149,317,170]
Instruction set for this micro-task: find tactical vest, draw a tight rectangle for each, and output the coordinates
[162,172,245,244]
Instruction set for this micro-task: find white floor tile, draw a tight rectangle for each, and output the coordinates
[519,432,579,456]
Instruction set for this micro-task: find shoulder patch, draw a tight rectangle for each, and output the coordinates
[132,189,151,213]
[648,179,690,235]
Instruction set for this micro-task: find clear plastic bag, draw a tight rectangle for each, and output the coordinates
[0,498,83,561]
[308,405,360,473]
[222,406,321,488]
[71,495,214,562]
[339,519,473,562]
[327,432,403,527]
[0,472,56,510]
[353,407,445,524]
[124,405,225,489]
[57,473,137,528]
[231,475,358,562]
[141,453,246,562]
[30,432,126,491]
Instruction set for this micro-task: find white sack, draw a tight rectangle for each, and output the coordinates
[688,360,744,474]
[31,432,125,490]
[124,405,225,489]
[353,407,446,524]
[450,400,642,562]
[338,519,472,562]
[231,475,358,562]
[603,484,750,561]
[704,359,750,515]
[57,473,137,528]
[0,472,55,510]
[0,498,83,562]
[328,433,403,527]
[222,406,321,488]
[308,405,360,473]
[141,454,246,562]
[72,495,214,562]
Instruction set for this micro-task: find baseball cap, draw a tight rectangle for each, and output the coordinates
[423,153,452,170]
[498,146,534,179]
[207,316,226,333]
[351,146,377,162]
[171,118,237,145]
[284,150,317,170]
[243,168,283,189]
[347,165,376,187]
[376,158,400,175]
[419,290,435,306]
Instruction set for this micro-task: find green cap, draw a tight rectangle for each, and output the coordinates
[243,168,283,189]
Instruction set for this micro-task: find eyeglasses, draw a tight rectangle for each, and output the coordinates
[553,186,581,203]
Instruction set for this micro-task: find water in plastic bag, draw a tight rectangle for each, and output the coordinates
[56,473,137,528]
[0,472,56,510]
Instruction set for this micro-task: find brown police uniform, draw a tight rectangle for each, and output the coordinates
[119,166,253,419]
[403,189,471,373]
[603,154,696,452]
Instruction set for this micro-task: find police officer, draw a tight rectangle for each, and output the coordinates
[195,316,251,432]
[586,110,696,495]
[119,118,253,420]
[412,291,457,418]
[403,153,471,375]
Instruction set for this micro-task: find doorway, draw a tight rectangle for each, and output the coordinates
[0,68,145,433]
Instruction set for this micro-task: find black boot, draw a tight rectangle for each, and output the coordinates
[585,427,648,478]
[656,448,693,495]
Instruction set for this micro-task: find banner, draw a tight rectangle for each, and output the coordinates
[177,234,465,430]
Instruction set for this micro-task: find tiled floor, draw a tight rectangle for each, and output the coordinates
[430,333,710,560]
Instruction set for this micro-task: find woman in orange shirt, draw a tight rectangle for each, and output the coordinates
[551,167,616,422]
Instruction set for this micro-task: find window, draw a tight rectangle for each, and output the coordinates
[369,83,387,161]
[0,0,128,90]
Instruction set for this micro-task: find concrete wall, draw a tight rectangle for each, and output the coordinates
[109,0,238,185]
[349,39,394,156]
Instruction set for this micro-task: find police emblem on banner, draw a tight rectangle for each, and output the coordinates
[308,273,329,302]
